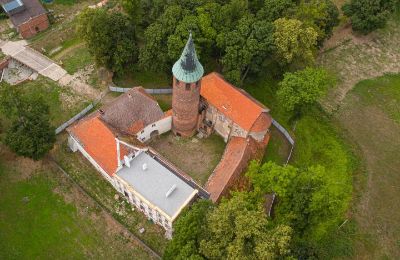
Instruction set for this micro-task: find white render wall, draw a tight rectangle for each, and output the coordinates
[68,134,173,238]
[137,116,172,142]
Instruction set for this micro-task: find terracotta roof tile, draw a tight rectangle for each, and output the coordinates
[201,73,269,131]
[250,113,272,132]
[68,115,125,176]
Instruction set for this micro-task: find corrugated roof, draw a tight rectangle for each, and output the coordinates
[201,72,269,131]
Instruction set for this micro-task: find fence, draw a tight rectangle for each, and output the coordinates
[271,118,295,165]
[109,85,172,94]
[55,104,94,134]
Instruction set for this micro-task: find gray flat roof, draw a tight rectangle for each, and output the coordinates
[116,152,197,218]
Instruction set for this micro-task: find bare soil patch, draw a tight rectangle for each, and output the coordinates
[149,133,226,185]
[318,18,400,112]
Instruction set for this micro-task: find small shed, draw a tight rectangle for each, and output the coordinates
[0,0,49,38]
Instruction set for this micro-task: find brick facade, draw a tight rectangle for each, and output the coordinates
[172,77,201,137]
[18,14,49,39]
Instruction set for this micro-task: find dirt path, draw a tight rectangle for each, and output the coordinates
[318,19,400,112]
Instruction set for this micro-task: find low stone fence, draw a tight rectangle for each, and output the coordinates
[55,104,94,134]
[271,119,295,165]
[109,85,172,94]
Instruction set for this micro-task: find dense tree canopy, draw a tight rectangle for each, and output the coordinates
[277,67,335,112]
[77,8,138,73]
[0,85,55,160]
[273,18,318,67]
[342,0,397,34]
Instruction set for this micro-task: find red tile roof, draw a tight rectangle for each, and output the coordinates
[250,113,272,133]
[68,114,126,176]
[201,73,268,131]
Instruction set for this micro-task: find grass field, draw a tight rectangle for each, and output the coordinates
[336,74,400,259]
[0,150,154,259]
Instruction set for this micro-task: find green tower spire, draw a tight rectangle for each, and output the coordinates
[172,33,204,83]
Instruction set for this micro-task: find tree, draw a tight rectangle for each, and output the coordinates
[342,0,397,34]
[294,0,339,44]
[163,200,214,260]
[217,15,275,85]
[246,161,347,240]
[276,67,334,112]
[2,92,55,160]
[139,5,189,72]
[199,192,293,260]
[120,0,142,25]
[273,18,318,67]
[77,8,138,74]
[257,0,296,22]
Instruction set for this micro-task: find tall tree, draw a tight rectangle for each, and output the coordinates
[199,192,293,259]
[273,18,318,67]
[276,67,334,113]
[294,0,339,44]
[1,91,55,160]
[218,15,275,85]
[163,200,214,260]
[257,0,296,22]
[77,8,138,74]
[120,0,142,25]
[342,0,397,34]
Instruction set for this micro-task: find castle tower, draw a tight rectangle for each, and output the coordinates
[171,33,204,137]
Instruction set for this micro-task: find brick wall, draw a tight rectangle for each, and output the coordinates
[18,14,49,39]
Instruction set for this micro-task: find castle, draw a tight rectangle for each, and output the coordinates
[67,34,272,238]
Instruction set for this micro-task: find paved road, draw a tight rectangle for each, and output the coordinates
[0,40,67,81]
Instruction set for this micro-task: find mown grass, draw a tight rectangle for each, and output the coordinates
[336,74,400,259]
[0,158,153,259]
[60,45,94,74]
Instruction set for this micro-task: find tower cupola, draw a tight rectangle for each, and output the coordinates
[172,33,204,83]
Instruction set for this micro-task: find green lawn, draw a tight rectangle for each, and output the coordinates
[59,45,94,74]
[335,74,400,259]
[0,155,153,259]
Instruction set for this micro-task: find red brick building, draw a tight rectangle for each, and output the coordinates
[0,0,49,38]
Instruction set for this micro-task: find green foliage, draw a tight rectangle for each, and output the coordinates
[277,67,334,112]
[294,0,339,44]
[163,200,214,260]
[77,8,138,73]
[217,15,275,85]
[342,0,397,34]
[199,192,293,259]
[257,0,296,22]
[273,18,318,67]
[120,0,143,24]
[0,86,55,160]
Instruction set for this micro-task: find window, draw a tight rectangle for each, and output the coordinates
[196,80,201,88]
[175,78,179,85]
[152,124,156,127]
[185,83,190,90]
[141,130,144,134]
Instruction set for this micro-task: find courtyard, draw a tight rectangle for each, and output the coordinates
[149,133,226,186]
